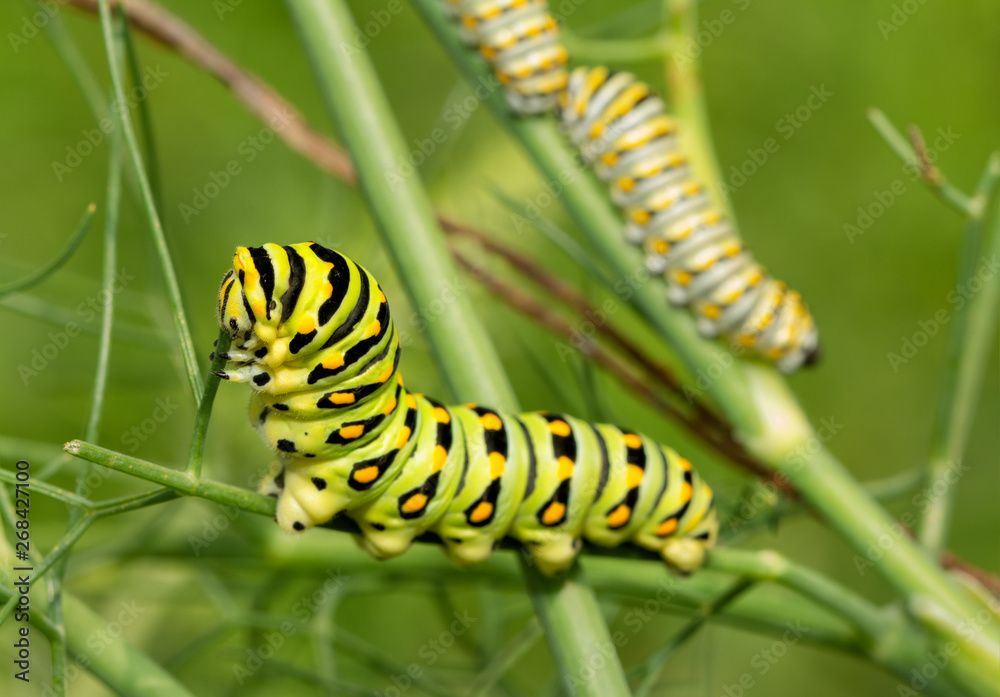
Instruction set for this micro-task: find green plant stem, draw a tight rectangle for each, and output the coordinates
[58,592,196,697]
[658,0,991,642]
[64,440,274,516]
[0,204,95,298]
[664,0,733,218]
[707,548,886,640]
[868,109,979,219]
[561,29,670,64]
[466,619,542,697]
[282,1,630,694]
[632,578,752,697]
[919,153,1000,552]
[97,0,203,402]
[0,294,164,346]
[284,0,514,409]
[186,330,231,477]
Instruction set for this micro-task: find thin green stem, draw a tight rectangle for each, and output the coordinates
[561,29,670,64]
[706,548,886,640]
[186,330,231,477]
[0,470,93,508]
[64,440,276,517]
[867,109,979,219]
[919,153,1000,551]
[284,1,629,694]
[0,517,94,628]
[0,204,95,298]
[632,579,753,697]
[664,0,733,218]
[284,0,515,408]
[465,618,542,697]
[96,0,204,401]
[0,294,163,346]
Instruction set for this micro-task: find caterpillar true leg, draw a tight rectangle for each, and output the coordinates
[217,243,718,575]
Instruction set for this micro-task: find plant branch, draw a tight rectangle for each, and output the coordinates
[0,203,95,298]
[868,109,980,219]
[97,0,203,401]
[919,153,1000,551]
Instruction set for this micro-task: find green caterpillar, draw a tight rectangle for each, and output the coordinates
[216,242,718,575]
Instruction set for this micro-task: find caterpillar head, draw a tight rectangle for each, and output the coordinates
[218,245,288,347]
[217,267,255,346]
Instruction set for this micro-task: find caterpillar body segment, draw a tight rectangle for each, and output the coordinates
[445,0,568,114]
[558,66,820,373]
[217,242,718,575]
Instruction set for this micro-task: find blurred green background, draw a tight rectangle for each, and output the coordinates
[1,0,997,695]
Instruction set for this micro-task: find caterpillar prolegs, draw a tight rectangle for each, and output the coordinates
[216,243,718,575]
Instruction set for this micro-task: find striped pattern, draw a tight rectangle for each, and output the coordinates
[217,242,718,575]
[445,0,568,114]
[559,67,820,373]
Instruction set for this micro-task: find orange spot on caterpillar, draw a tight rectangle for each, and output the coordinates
[364,320,381,339]
[322,352,344,370]
[623,433,642,450]
[469,501,493,524]
[626,464,644,488]
[548,420,571,437]
[557,456,574,480]
[405,393,417,410]
[395,427,411,449]
[606,504,631,528]
[488,452,506,477]
[678,457,693,471]
[432,445,448,472]
[327,392,355,405]
[656,517,678,536]
[382,398,397,415]
[431,407,451,424]
[353,466,379,484]
[680,481,693,503]
[339,424,364,440]
[401,493,428,514]
[480,413,503,431]
[541,502,566,526]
